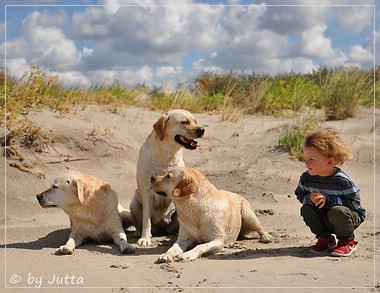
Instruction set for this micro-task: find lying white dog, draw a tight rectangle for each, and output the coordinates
[36,170,135,255]
[151,167,272,262]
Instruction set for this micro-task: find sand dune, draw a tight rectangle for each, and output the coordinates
[1,105,378,292]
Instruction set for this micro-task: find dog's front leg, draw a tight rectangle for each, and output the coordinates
[162,201,176,224]
[157,238,193,263]
[55,232,84,255]
[178,239,224,261]
[112,230,135,254]
[137,190,153,246]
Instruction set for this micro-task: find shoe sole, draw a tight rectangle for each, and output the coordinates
[309,243,337,254]
[330,245,357,257]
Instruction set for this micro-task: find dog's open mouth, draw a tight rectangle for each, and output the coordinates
[175,135,200,150]
[155,191,168,197]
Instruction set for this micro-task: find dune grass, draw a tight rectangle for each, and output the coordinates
[1,65,376,160]
[2,65,376,119]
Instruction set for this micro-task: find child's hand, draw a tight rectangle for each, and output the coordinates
[310,190,326,208]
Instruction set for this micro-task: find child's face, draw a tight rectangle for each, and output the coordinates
[303,146,336,177]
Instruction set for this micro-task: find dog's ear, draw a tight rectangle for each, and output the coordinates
[153,114,169,141]
[74,178,91,204]
[172,171,197,197]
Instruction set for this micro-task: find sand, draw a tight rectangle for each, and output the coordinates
[1,105,378,292]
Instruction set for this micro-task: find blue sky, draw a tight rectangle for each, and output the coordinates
[0,0,378,89]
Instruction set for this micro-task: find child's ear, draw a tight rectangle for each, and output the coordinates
[328,156,337,166]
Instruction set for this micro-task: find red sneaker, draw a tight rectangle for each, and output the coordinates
[330,240,358,257]
[309,236,337,254]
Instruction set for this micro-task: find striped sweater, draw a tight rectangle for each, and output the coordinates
[295,168,366,223]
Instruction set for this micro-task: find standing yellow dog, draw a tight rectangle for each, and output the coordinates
[130,109,205,246]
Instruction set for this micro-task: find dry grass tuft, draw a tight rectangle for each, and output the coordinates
[2,117,52,157]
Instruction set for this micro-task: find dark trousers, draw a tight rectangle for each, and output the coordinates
[300,205,360,242]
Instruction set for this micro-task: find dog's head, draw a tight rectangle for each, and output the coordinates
[153,109,205,150]
[151,167,204,199]
[36,171,104,209]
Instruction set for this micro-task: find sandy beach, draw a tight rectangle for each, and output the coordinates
[1,105,378,292]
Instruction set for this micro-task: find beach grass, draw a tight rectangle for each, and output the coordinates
[1,65,376,159]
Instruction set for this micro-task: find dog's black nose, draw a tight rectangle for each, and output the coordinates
[196,127,205,136]
[36,193,44,204]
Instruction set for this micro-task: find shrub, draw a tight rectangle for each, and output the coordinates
[279,127,305,160]
[278,108,325,160]
[317,67,373,120]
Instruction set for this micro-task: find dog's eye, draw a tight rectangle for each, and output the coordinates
[66,179,71,184]
[181,120,189,125]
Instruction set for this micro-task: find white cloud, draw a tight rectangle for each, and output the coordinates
[32,9,67,26]
[191,56,222,73]
[258,4,331,35]
[69,2,227,70]
[4,10,79,82]
[344,29,375,69]
[118,66,154,86]
[59,71,92,88]
[3,2,376,89]
[4,38,28,58]
[324,51,348,67]
[338,5,373,34]
[349,45,373,63]
[156,66,183,80]
[213,30,288,70]
[299,24,339,60]
[82,47,93,56]
[18,11,77,70]
[192,5,286,73]
[5,58,30,80]
[266,57,317,74]
[70,7,113,39]
[284,22,349,70]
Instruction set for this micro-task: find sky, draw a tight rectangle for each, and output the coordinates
[0,0,379,89]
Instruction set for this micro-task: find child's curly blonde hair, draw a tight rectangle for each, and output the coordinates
[304,127,353,165]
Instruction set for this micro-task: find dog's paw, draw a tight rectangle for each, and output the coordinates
[120,242,135,254]
[137,236,152,246]
[55,245,74,255]
[177,251,198,262]
[157,253,175,263]
[260,232,272,243]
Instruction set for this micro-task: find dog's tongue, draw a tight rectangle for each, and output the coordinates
[192,140,200,148]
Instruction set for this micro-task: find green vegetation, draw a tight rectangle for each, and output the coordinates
[192,67,375,116]
[279,127,305,160]
[1,65,376,160]
[278,108,325,160]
